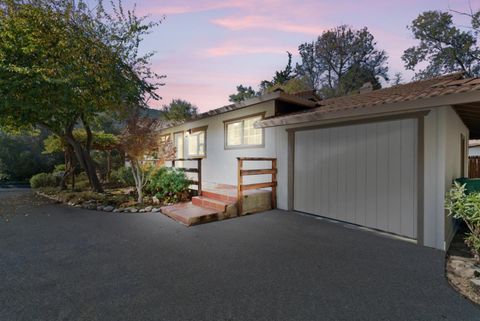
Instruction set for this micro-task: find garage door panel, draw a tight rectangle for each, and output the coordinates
[400,119,417,238]
[355,125,367,226]
[388,121,402,235]
[345,126,357,224]
[294,119,417,239]
[376,122,390,232]
[365,123,378,229]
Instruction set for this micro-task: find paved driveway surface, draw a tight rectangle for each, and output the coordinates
[1,189,479,321]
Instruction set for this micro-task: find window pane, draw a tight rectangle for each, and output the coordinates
[227,122,243,146]
[174,133,183,158]
[243,116,262,145]
[188,134,198,156]
[198,132,205,156]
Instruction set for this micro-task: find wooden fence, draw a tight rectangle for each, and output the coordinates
[167,158,203,195]
[237,157,277,215]
[469,156,480,178]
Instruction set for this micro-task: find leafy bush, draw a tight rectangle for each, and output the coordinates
[446,182,480,261]
[30,172,57,188]
[146,167,190,204]
[53,164,66,173]
[110,167,135,187]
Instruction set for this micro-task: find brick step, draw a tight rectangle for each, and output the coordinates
[201,190,238,203]
[161,203,219,226]
[192,196,236,213]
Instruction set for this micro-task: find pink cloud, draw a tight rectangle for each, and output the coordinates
[211,15,325,35]
[135,0,249,16]
[204,43,297,57]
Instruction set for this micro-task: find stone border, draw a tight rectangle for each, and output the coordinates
[445,233,480,305]
[36,191,162,214]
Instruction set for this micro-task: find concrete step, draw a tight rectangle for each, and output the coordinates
[192,196,234,212]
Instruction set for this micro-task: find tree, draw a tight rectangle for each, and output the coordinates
[161,99,198,121]
[229,85,258,103]
[402,10,480,79]
[295,25,389,98]
[43,130,119,189]
[391,72,404,86]
[260,51,295,93]
[120,112,164,203]
[295,42,320,90]
[0,130,61,181]
[0,0,163,192]
[266,77,312,94]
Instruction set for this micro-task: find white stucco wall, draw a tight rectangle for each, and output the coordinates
[160,101,277,187]
[423,106,468,250]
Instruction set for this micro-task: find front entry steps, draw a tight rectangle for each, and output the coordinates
[160,182,272,226]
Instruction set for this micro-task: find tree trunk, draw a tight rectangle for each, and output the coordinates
[64,132,104,193]
[60,147,74,190]
[130,160,143,204]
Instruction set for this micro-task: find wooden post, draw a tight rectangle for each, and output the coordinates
[197,158,202,196]
[271,159,277,209]
[237,158,243,215]
[172,159,175,169]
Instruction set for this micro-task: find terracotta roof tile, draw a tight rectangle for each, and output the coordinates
[257,72,480,127]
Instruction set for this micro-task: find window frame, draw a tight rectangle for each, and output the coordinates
[223,112,266,150]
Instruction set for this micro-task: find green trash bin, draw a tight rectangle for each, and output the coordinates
[454,178,480,194]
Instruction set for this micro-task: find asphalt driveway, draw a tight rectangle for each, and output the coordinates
[1,189,479,321]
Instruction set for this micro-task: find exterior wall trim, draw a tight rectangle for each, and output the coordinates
[286,111,430,133]
[417,115,425,246]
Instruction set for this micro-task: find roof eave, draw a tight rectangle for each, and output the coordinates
[256,90,480,128]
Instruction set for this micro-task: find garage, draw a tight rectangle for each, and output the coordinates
[293,118,418,239]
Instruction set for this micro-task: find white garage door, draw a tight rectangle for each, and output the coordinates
[294,119,417,239]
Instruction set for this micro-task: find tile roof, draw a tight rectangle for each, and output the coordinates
[258,73,480,127]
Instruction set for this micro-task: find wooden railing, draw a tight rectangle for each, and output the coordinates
[469,156,480,178]
[168,158,203,196]
[237,157,277,215]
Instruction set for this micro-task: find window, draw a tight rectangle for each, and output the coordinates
[187,131,206,157]
[225,114,264,148]
[174,132,184,159]
[160,134,170,143]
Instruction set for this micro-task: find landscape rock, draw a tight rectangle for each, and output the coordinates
[130,208,138,213]
[103,206,114,212]
[152,196,160,204]
[144,206,153,212]
[97,205,104,211]
[113,208,122,213]
[471,278,480,292]
[139,209,146,213]
[151,208,161,213]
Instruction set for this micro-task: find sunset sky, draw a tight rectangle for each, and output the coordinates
[122,0,478,112]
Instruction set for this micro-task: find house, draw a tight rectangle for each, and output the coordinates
[158,73,480,251]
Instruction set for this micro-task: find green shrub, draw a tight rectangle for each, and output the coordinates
[110,167,135,187]
[53,164,66,173]
[446,182,480,261]
[30,172,57,188]
[146,167,190,204]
